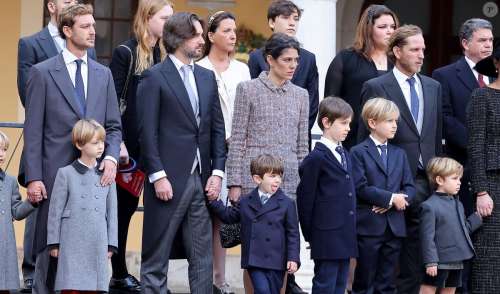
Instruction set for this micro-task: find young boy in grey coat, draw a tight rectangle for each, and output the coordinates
[0,131,36,292]
[419,157,482,294]
[47,119,118,293]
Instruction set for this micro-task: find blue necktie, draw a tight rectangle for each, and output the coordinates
[378,145,388,170]
[335,145,348,170]
[181,64,200,125]
[407,77,419,123]
[260,194,270,205]
[74,59,86,115]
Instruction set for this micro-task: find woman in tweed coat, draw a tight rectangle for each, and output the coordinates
[0,131,36,291]
[467,46,500,293]
[227,33,309,201]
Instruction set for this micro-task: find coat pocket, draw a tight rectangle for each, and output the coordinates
[62,209,71,218]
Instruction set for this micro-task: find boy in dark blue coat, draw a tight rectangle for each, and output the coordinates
[350,98,416,294]
[209,154,300,294]
[297,97,357,294]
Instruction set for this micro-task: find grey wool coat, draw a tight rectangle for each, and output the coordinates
[226,72,309,198]
[47,161,118,291]
[0,171,35,290]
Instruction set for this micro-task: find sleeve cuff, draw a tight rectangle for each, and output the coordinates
[212,169,224,178]
[149,170,167,183]
[425,263,438,267]
[47,244,59,251]
[389,194,394,206]
[104,156,117,165]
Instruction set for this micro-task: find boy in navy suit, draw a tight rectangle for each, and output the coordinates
[350,98,416,294]
[209,154,300,294]
[297,97,357,294]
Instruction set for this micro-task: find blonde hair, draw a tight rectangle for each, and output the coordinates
[426,157,463,189]
[71,119,106,147]
[0,131,9,150]
[133,0,171,74]
[361,97,400,130]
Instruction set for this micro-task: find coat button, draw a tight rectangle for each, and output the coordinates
[95,207,99,212]
[346,175,350,180]
[81,194,87,198]
[348,192,352,197]
[95,195,99,199]
[253,219,257,223]
[0,210,5,215]
[349,211,354,215]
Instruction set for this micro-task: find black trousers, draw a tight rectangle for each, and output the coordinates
[111,185,140,279]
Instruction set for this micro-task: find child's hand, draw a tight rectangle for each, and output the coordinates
[108,251,113,259]
[392,194,409,211]
[372,206,389,214]
[50,248,59,258]
[426,265,437,277]
[287,261,298,274]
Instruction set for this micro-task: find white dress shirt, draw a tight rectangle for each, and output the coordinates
[392,66,424,133]
[148,55,224,183]
[319,136,343,165]
[464,55,489,86]
[62,48,88,99]
[48,21,65,52]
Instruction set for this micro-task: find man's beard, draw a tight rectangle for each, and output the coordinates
[183,46,202,60]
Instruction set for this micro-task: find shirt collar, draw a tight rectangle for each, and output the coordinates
[464,55,478,73]
[258,189,273,198]
[393,66,419,86]
[320,136,341,152]
[169,54,195,72]
[369,135,387,146]
[62,48,88,66]
[47,22,59,37]
[258,71,292,93]
[72,159,98,174]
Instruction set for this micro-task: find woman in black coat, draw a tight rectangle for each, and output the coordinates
[108,0,172,291]
[324,4,398,149]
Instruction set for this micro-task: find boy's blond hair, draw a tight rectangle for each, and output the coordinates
[250,154,284,178]
[0,130,9,150]
[361,97,400,130]
[426,157,463,189]
[71,119,106,147]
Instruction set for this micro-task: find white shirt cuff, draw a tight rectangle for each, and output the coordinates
[389,194,395,206]
[104,156,117,165]
[149,170,167,183]
[212,169,224,179]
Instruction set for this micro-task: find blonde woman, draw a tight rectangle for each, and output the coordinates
[109,0,173,291]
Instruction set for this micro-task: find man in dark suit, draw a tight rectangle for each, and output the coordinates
[23,5,121,294]
[248,0,318,151]
[431,18,493,294]
[358,25,442,294]
[17,3,96,288]
[138,12,226,294]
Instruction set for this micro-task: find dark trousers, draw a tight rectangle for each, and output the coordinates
[111,185,139,279]
[33,248,57,294]
[248,268,285,294]
[312,259,350,294]
[397,174,430,294]
[23,209,38,282]
[353,228,402,294]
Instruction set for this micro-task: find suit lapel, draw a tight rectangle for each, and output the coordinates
[419,74,436,138]
[316,142,346,173]
[248,189,262,212]
[37,27,59,58]
[161,57,198,129]
[49,54,83,118]
[386,144,397,176]
[456,57,478,92]
[382,73,419,135]
[193,64,209,124]
[365,138,387,175]
[85,59,101,118]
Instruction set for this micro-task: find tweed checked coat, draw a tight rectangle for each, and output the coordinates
[47,161,118,291]
[0,171,35,290]
[226,72,309,198]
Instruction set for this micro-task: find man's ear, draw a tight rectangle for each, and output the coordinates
[321,117,332,129]
[62,26,72,40]
[393,46,401,60]
[268,18,275,31]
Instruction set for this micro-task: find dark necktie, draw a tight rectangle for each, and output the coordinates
[407,76,419,123]
[260,193,270,205]
[478,73,486,88]
[335,145,348,170]
[378,144,388,170]
[74,59,86,115]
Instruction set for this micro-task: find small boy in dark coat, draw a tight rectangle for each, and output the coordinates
[350,97,416,294]
[419,157,482,294]
[209,154,300,294]
[296,97,357,294]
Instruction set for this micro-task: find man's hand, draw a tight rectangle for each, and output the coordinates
[50,248,59,258]
[99,159,117,186]
[228,186,242,203]
[27,180,47,203]
[119,142,129,166]
[205,175,222,201]
[287,261,298,274]
[154,177,173,201]
[477,192,494,217]
[392,193,409,211]
[426,265,437,277]
[372,206,389,214]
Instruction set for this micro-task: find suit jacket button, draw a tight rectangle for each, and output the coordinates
[349,211,354,215]
[1,210,5,214]
[346,175,350,180]
[348,192,352,197]
[94,207,99,212]
[95,195,99,199]
[253,219,257,223]
[81,194,86,198]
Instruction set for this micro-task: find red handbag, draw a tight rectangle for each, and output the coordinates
[116,158,145,197]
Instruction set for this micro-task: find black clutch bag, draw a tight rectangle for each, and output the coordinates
[219,198,241,248]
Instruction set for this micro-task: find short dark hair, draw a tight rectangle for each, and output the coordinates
[317,97,353,131]
[163,12,201,54]
[203,11,236,57]
[58,4,94,40]
[267,0,302,21]
[262,32,300,61]
[250,154,284,178]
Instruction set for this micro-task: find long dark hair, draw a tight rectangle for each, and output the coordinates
[202,11,236,57]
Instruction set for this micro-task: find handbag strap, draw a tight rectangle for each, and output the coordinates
[118,44,134,115]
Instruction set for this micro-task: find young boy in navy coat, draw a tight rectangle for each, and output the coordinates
[297,97,357,294]
[350,98,416,294]
[209,154,300,294]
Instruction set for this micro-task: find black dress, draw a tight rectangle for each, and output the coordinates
[324,48,393,149]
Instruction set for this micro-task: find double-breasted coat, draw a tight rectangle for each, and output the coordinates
[47,161,118,291]
[0,171,35,290]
